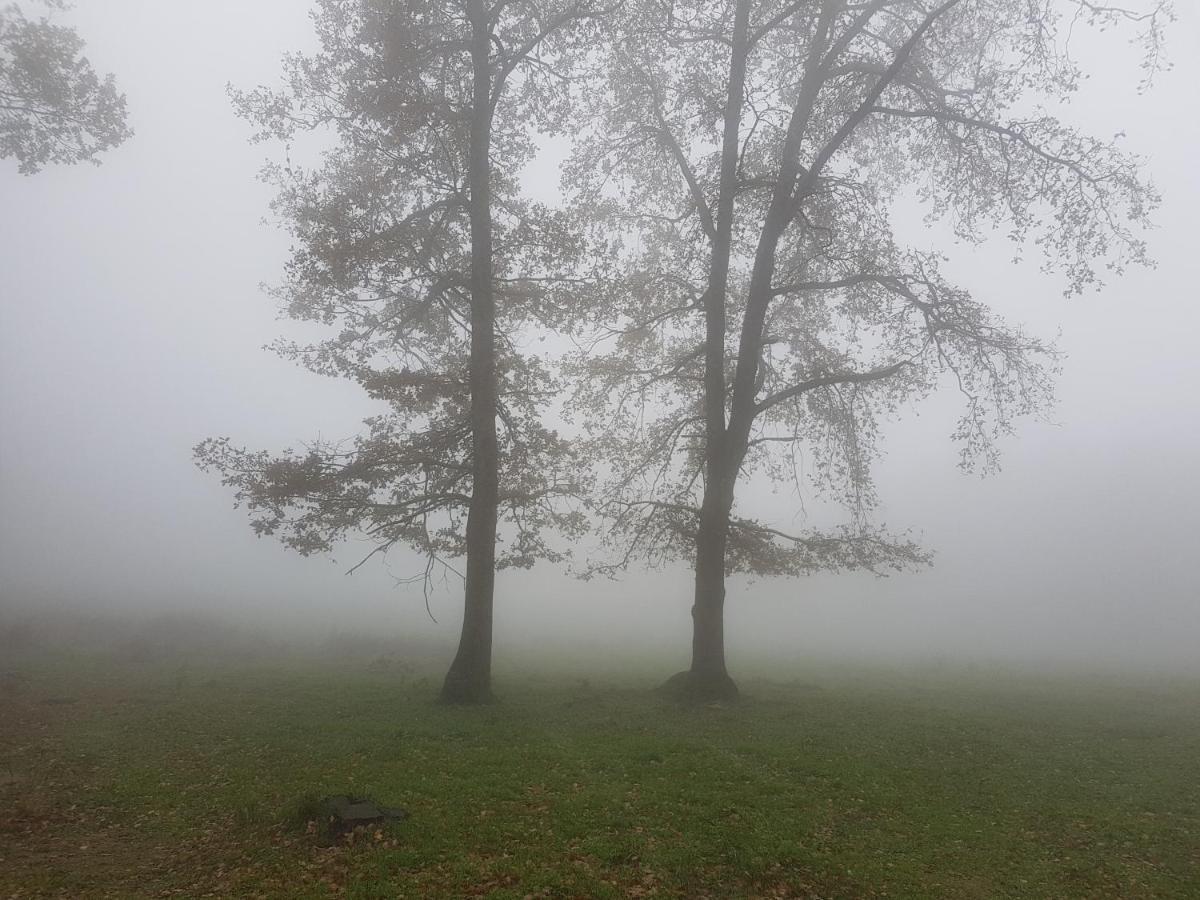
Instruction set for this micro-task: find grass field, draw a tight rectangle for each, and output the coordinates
[2,651,1198,898]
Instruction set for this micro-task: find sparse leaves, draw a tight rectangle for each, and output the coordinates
[199,0,598,596]
[566,0,1157,584]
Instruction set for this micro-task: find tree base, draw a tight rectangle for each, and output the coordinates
[438,673,496,705]
[658,669,740,704]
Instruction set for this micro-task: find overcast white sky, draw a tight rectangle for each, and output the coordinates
[1,1,1197,672]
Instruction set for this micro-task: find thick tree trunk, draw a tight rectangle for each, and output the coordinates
[441,1,498,705]
[441,498,496,704]
[664,490,740,703]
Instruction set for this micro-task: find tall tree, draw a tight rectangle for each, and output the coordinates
[196,0,601,703]
[567,0,1169,700]
[0,1,130,173]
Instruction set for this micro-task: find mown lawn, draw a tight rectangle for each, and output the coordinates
[2,654,1198,898]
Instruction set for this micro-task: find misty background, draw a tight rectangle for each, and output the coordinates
[1,1,1197,672]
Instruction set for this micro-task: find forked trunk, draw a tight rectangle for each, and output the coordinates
[441,0,498,705]
[670,2,841,704]
[661,0,751,704]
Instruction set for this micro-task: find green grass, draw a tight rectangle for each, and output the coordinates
[2,654,1198,898]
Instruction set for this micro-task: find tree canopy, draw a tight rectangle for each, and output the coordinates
[196,0,602,702]
[563,0,1169,699]
[0,1,130,173]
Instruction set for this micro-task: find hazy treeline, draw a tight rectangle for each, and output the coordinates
[0,606,455,671]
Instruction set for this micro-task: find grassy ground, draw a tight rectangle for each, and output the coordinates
[2,653,1198,898]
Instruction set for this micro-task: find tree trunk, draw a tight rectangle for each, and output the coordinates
[670,6,839,706]
[661,0,750,705]
[441,496,496,704]
[441,0,498,705]
[666,489,740,702]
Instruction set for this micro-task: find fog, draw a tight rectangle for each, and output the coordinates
[2,0,1198,675]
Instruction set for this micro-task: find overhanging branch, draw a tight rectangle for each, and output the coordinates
[755,361,910,415]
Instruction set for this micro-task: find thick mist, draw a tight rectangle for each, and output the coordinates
[2,0,1198,675]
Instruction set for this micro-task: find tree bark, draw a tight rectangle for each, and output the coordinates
[665,485,739,702]
[441,0,498,705]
